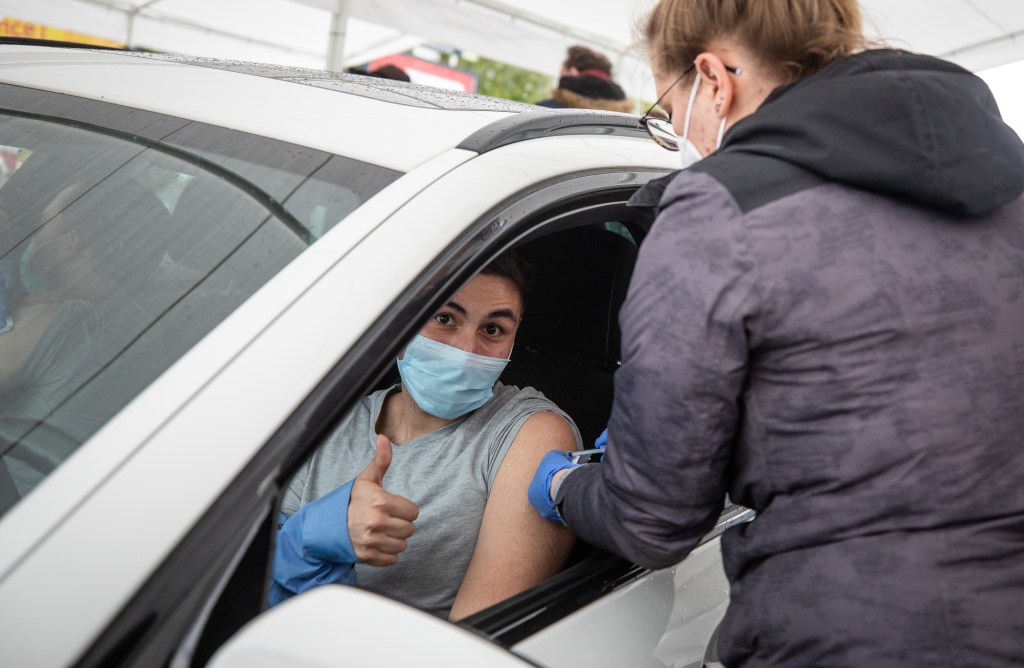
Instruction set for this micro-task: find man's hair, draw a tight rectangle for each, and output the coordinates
[564,45,614,76]
[480,250,532,310]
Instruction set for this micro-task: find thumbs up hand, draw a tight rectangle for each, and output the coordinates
[348,434,420,566]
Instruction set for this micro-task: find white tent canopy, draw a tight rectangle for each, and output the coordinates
[4,0,1024,103]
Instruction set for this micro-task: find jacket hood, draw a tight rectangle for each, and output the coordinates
[559,73,626,100]
[549,87,634,112]
[722,49,1024,216]
[542,73,633,112]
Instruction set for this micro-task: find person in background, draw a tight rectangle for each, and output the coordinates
[272,252,580,620]
[537,44,633,112]
[366,64,411,82]
[529,0,1024,665]
[347,64,410,82]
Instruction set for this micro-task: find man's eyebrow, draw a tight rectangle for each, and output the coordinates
[486,308,519,322]
[444,301,519,322]
[445,300,467,316]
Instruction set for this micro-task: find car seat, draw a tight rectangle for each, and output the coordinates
[502,225,638,447]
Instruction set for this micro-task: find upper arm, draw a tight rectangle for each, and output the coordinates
[612,186,752,505]
[449,410,577,620]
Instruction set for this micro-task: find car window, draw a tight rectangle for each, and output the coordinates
[0,109,401,520]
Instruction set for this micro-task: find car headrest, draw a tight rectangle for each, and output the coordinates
[514,225,638,365]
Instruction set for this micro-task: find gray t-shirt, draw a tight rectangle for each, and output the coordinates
[281,381,581,617]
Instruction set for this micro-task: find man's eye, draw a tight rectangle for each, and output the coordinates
[434,313,453,325]
[484,324,503,336]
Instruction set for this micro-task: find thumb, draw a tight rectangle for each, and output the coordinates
[358,433,393,486]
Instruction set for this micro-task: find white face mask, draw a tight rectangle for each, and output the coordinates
[680,72,728,166]
[680,139,703,168]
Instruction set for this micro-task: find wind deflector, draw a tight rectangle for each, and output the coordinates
[458,110,649,154]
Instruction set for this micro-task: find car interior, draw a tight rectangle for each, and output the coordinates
[502,222,640,448]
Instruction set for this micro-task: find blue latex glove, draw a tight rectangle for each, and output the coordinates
[529,430,611,524]
[269,480,357,607]
[529,450,577,524]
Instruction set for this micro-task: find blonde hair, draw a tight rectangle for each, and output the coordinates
[641,0,867,82]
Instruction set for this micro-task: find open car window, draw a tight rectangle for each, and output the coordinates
[262,209,648,620]
[0,105,401,521]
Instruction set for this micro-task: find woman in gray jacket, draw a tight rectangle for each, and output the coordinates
[531,0,1024,665]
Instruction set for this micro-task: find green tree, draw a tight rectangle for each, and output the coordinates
[448,52,553,104]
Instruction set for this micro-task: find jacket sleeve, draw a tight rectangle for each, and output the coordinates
[557,172,756,569]
[268,480,358,606]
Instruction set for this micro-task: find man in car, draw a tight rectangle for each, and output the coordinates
[271,252,582,620]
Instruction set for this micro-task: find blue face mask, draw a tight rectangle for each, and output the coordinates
[396,334,511,419]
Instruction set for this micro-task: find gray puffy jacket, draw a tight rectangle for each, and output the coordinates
[559,49,1024,667]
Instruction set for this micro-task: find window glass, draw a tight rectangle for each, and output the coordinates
[0,109,401,519]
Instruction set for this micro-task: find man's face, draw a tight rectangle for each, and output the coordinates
[419,273,522,360]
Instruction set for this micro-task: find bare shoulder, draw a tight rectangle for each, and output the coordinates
[503,409,577,464]
[451,407,577,618]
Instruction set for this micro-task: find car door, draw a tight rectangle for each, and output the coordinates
[1,99,712,666]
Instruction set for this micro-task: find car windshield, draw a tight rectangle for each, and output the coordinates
[0,110,401,520]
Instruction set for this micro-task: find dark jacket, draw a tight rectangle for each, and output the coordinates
[559,50,1024,666]
[537,73,633,113]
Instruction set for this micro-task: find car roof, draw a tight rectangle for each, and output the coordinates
[0,42,649,172]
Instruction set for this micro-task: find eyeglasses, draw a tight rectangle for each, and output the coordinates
[638,62,742,152]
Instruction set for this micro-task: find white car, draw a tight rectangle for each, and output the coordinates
[0,41,752,667]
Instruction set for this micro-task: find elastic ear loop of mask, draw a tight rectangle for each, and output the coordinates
[685,70,730,151]
[682,72,701,144]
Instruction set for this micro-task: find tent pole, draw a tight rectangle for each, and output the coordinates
[326,0,353,72]
[126,0,162,49]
